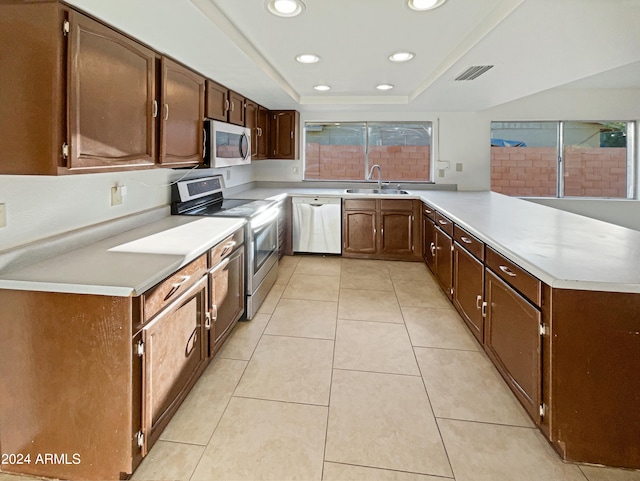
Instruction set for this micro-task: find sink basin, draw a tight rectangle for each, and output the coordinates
[345,188,409,195]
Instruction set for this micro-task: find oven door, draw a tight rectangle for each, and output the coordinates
[247,208,279,294]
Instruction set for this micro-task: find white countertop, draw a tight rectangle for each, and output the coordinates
[0,216,245,297]
[233,186,640,294]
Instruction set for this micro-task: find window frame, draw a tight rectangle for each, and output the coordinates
[490,120,636,199]
[303,120,433,183]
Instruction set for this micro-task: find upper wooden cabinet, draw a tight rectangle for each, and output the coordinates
[68,11,157,171]
[0,2,206,175]
[204,80,245,126]
[158,57,205,167]
[270,110,300,159]
[257,106,270,159]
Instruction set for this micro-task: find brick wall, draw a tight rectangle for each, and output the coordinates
[491,146,627,197]
[305,143,430,181]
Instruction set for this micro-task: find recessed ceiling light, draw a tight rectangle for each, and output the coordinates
[376,84,395,91]
[314,85,331,91]
[389,51,415,62]
[296,53,320,64]
[267,0,305,17]
[407,0,446,11]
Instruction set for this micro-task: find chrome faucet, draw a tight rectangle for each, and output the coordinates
[367,164,382,190]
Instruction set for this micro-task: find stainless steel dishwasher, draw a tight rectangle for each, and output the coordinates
[292,196,342,254]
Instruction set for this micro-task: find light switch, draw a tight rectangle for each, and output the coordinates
[456,163,463,172]
[111,186,123,206]
[0,203,6,228]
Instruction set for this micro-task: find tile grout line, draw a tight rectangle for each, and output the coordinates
[324,460,456,480]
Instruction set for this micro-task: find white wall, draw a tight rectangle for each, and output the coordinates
[0,165,253,251]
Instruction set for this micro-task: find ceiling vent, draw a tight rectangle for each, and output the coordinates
[454,65,494,81]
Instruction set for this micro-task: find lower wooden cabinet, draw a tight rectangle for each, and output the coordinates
[343,198,421,260]
[140,275,209,453]
[484,268,542,423]
[453,242,484,343]
[434,227,453,298]
[209,245,245,356]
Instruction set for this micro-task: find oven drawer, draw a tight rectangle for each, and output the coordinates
[209,228,244,268]
[143,254,207,321]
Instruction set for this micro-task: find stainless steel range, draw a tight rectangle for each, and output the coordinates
[171,175,279,319]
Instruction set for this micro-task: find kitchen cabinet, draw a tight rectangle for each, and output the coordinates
[343,199,378,255]
[205,79,229,121]
[228,90,246,126]
[158,57,205,167]
[433,213,454,299]
[343,199,421,260]
[0,2,206,175]
[452,226,485,343]
[0,2,159,175]
[422,203,437,271]
[484,268,542,423]
[270,110,300,159]
[204,80,245,126]
[208,230,245,356]
[245,100,258,160]
[141,274,209,451]
[257,106,270,159]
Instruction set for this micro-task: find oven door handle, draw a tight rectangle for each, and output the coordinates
[251,209,279,230]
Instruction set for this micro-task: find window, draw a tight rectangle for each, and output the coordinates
[305,122,432,182]
[491,121,635,198]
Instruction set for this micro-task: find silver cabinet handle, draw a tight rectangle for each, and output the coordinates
[499,265,517,277]
[225,99,230,112]
[220,241,237,257]
[163,103,169,120]
[163,274,190,301]
[430,242,436,257]
[438,219,448,226]
[152,100,158,118]
[424,209,432,215]
[230,101,235,112]
[290,131,294,139]
[461,236,473,244]
[481,301,488,317]
[476,295,482,310]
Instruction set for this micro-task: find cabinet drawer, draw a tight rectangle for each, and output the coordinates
[435,212,454,236]
[422,203,436,221]
[344,198,376,211]
[144,254,207,321]
[209,228,244,268]
[454,225,484,261]
[486,247,541,306]
[380,199,413,211]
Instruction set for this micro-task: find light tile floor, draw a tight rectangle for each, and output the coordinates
[2,256,639,481]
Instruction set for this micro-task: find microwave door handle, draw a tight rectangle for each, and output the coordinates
[202,127,206,160]
[241,133,249,160]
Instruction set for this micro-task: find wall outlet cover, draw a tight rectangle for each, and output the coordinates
[0,203,6,228]
[111,186,123,206]
[456,163,463,172]
[438,169,446,177]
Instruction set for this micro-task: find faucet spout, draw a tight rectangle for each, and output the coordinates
[367,164,382,190]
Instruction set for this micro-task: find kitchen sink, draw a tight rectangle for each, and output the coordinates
[345,188,409,195]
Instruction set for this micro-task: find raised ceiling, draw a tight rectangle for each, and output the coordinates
[68,0,640,112]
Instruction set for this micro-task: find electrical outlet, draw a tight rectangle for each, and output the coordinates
[456,163,463,172]
[438,169,446,178]
[111,186,123,206]
[293,166,299,175]
[0,203,6,228]
[226,169,231,180]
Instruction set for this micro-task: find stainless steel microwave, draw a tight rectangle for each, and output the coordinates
[204,120,251,168]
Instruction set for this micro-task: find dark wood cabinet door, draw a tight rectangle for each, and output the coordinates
[484,269,541,423]
[228,90,245,126]
[142,276,208,450]
[257,106,270,159]
[423,215,436,271]
[343,210,377,254]
[245,100,258,160]
[380,211,413,256]
[68,10,157,170]
[453,243,484,343]
[205,80,228,121]
[270,110,299,159]
[210,248,245,356]
[435,227,453,298]
[159,57,205,166]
